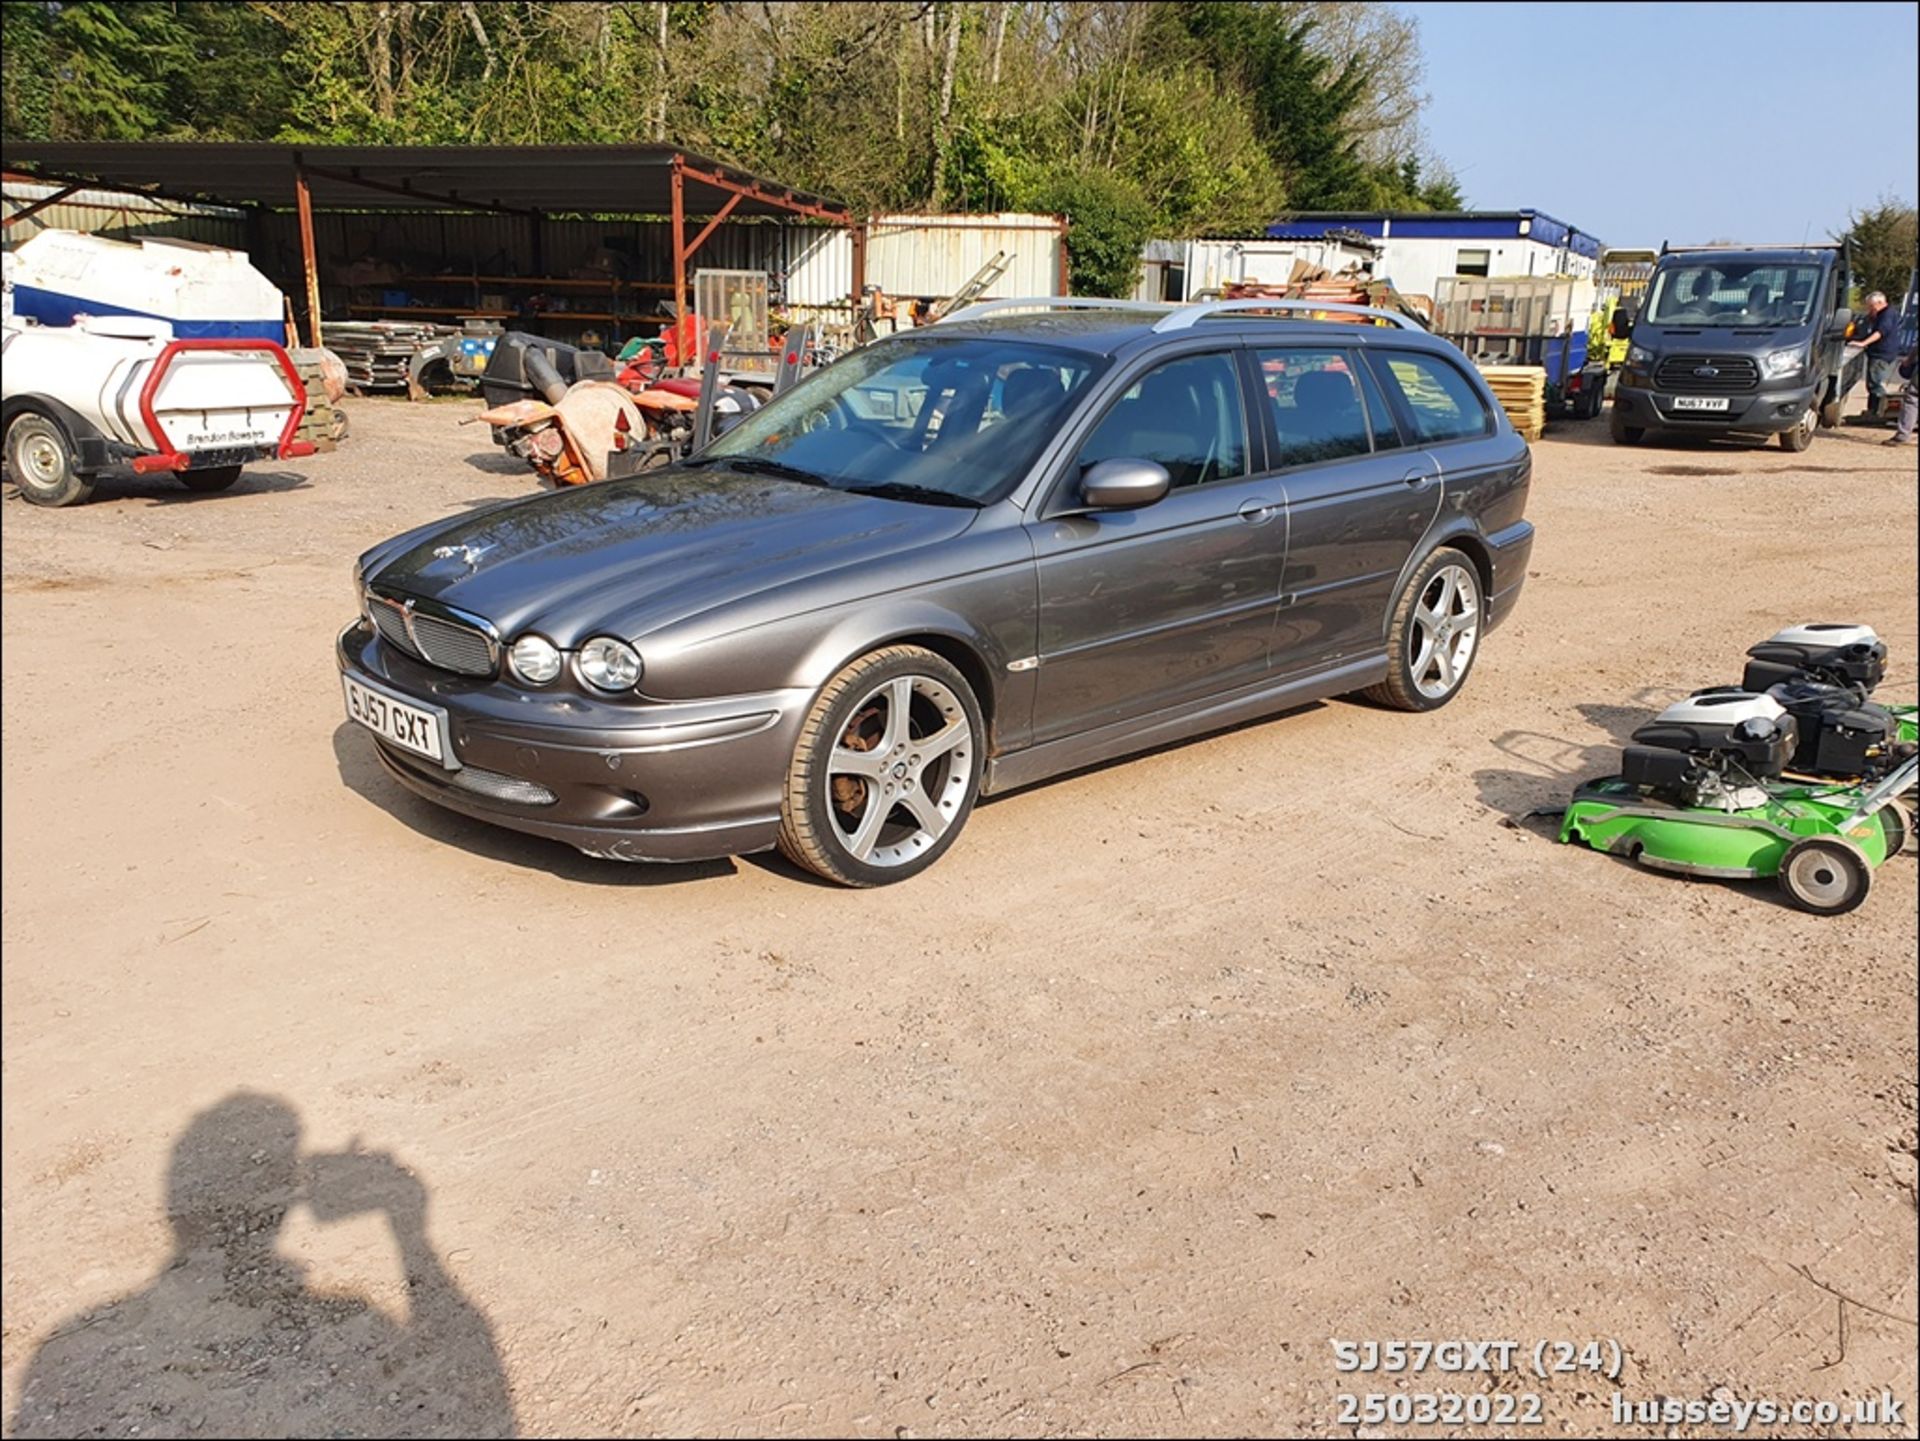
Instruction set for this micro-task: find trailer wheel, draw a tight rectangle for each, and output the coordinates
[176,465,244,493]
[1777,836,1872,915]
[4,410,95,507]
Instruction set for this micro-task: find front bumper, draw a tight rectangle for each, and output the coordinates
[1612,375,1815,434]
[337,619,806,862]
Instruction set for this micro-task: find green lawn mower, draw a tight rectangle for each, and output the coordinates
[1560,625,1917,915]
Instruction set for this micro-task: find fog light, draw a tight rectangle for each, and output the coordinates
[509,634,563,684]
[579,636,643,691]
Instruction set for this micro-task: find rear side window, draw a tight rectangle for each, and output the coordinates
[1075,352,1247,489]
[1374,351,1496,443]
[1256,348,1380,468]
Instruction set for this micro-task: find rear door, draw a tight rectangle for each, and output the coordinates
[1252,345,1440,672]
[1026,347,1286,744]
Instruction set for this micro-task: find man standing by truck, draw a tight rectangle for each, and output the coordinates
[1856,291,1901,419]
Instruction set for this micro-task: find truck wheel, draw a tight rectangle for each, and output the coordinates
[1778,406,1816,452]
[176,465,244,493]
[1609,406,1643,445]
[5,410,95,507]
[1777,836,1872,915]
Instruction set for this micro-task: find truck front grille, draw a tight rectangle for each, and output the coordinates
[1655,354,1759,393]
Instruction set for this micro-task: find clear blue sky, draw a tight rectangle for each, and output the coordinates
[1412,1,1919,246]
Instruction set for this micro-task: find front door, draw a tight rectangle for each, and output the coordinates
[1028,349,1286,745]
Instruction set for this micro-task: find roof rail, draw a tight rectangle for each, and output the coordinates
[932,296,1170,325]
[1153,298,1425,333]
[1659,241,1845,253]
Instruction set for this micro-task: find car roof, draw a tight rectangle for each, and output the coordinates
[922,306,1444,358]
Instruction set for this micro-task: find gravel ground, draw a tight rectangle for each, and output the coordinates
[3,393,1916,1438]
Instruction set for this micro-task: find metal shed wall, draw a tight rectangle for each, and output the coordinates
[788,214,1066,304]
[2,179,246,249]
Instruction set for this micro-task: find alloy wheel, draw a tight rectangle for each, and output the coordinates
[825,674,975,867]
[1409,563,1481,701]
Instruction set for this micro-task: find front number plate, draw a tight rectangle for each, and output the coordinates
[342,673,450,766]
[1671,396,1732,412]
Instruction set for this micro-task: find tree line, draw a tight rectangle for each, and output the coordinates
[2,2,1464,294]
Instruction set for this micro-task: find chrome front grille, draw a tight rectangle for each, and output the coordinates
[366,592,497,677]
[1655,354,1759,393]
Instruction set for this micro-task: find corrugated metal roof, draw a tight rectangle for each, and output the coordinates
[1,142,849,221]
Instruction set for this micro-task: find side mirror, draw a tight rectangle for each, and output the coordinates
[1080,457,1171,511]
[1609,307,1636,340]
[1828,307,1852,340]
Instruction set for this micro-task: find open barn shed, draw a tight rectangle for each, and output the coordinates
[2,142,857,351]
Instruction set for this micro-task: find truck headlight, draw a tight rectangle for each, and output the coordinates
[1761,348,1804,379]
[508,634,563,685]
[578,636,643,691]
[1627,344,1653,368]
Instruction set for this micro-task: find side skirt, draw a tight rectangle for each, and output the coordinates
[982,654,1388,797]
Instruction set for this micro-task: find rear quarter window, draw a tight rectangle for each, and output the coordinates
[1374,350,1496,443]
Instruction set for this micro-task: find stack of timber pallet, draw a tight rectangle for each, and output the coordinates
[1478,364,1547,441]
[288,353,347,452]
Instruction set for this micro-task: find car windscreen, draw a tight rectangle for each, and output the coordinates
[1645,262,1823,327]
[699,336,1102,504]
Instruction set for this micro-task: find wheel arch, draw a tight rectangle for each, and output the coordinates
[815,625,999,740]
[1380,527,1494,644]
[4,394,108,472]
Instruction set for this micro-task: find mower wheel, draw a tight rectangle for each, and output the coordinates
[1881,798,1912,858]
[1777,836,1872,915]
[1609,407,1643,445]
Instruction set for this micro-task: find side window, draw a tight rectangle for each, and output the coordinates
[1374,350,1496,444]
[1256,348,1374,468]
[1455,248,1491,277]
[1353,353,1403,451]
[1074,352,1246,489]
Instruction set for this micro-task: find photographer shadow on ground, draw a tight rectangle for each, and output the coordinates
[8,1092,516,1439]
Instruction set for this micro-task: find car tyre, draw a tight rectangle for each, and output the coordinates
[5,410,95,507]
[1608,406,1643,445]
[176,464,245,493]
[777,645,984,887]
[1361,546,1486,713]
[1777,835,1871,915]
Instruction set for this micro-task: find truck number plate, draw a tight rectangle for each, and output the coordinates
[1672,396,1731,412]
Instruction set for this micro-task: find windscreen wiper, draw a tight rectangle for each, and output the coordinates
[841,481,983,508]
[707,456,832,487]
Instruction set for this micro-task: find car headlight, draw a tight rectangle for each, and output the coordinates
[1627,344,1653,368]
[508,634,563,685]
[578,636,643,691]
[1761,347,1804,379]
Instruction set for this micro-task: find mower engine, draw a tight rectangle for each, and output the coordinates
[1622,692,1797,811]
[1729,624,1913,781]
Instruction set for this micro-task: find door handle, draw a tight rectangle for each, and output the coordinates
[1403,468,1433,488]
[1238,498,1278,523]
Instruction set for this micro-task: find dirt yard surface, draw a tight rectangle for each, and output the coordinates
[4,396,1916,1439]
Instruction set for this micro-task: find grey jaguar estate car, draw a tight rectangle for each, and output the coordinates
[339,298,1534,886]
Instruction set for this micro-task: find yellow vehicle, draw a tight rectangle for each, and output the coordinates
[1597,249,1657,366]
